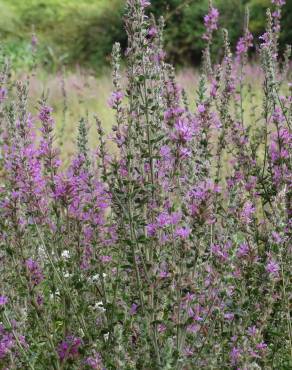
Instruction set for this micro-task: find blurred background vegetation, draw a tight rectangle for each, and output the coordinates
[0,0,291,72]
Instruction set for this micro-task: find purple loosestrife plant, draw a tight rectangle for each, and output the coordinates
[0,0,291,368]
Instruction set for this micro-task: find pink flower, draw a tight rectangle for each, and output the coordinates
[86,352,104,369]
[236,31,253,58]
[25,259,44,287]
[57,335,82,361]
[148,27,158,38]
[240,201,255,224]
[38,105,54,124]
[236,242,249,258]
[198,104,206,113]
[184,346,194,357]
[271,0,285,6]
[0,87,7,102]
[224,312,234,321]
[212,244,229,262]
[173,119,193,143]
[156,212,170,228]
[266,258,280,278]
[147,223,157,236]
[36,294,44,306]
[130,303,138,315]
[175,227,191,239]
[108,91,124,108]
[187,323,200,333]
[141,0,151,8]
[0,296,8,306]
[271,231,282,244]
[179,147,191,159]
[100,255,112,263]
[203,7,219,40]
[157,324,166,333]
[256,341,268,351]
[160,145,172,159]
[247,326,257,336]
[259,32,272,48]
[230,346,242,366]
[159,270,169,278]
[170,211,182,225]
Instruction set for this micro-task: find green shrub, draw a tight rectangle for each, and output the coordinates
[0,0,290,70]
[67,1,127,69]
[150,0,248,65]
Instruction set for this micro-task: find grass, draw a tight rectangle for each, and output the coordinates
[23,68,115,164]
[0,0,124,71]
[17,64,267,168]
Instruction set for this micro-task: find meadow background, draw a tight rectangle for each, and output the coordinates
[0,0,289,157]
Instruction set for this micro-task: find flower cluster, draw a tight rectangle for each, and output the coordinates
[236,31,253,59]
[25,259,44,287]
[203,7,219,41]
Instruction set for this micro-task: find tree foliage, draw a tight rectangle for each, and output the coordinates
[0,0,290,69]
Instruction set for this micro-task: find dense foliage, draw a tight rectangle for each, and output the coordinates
[0,0,291,69]
[0,0,291,369]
